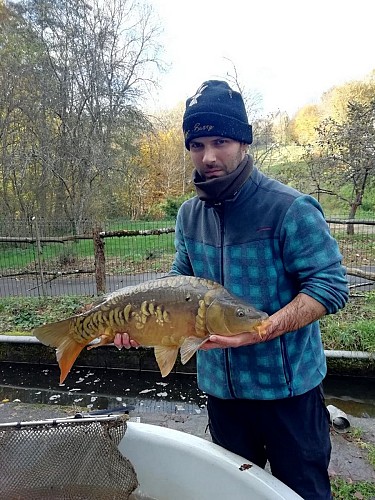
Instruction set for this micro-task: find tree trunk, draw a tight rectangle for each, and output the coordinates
[346,204,358,235]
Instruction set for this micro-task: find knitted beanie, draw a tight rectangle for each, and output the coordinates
[182,80,253,150]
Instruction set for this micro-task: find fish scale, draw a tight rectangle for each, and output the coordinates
[33,276,269,383]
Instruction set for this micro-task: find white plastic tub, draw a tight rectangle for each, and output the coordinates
[119,422,302,500]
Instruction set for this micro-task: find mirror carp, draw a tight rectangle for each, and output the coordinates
[33,275,269,383]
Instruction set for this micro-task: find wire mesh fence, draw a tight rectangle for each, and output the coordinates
[0,218,175,297]
[0,217,374,297]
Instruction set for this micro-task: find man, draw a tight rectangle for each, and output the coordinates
[116,80,348,499]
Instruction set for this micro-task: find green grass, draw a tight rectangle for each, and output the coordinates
[0,240,94,270]
[0,219,177,273]
[1,291,375,354]
[0,296,89,332]
[2,215,374,277]
[330,424,375,499]
[331,477,375,499]
[321,292,375,352]
[369,445,375,469]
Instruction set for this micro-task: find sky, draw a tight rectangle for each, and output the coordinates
[147,0,375,117]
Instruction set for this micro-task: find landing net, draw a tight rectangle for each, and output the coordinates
[0,413,138,499]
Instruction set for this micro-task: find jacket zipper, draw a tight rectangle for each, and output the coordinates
[215,203,225,284]
[280,336,293,396]
[215,202,236,398]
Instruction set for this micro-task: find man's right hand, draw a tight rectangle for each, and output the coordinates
[114,333,141,349]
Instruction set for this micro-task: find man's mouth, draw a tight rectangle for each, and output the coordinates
[205,169,222,178]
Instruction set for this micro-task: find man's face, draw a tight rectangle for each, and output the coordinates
[189,136,247,180]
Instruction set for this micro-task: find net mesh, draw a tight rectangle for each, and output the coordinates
[0,414,138,500]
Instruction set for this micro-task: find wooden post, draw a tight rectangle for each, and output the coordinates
[93,227,106,294]
[32,216,46,297]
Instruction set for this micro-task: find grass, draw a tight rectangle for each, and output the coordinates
[330,425,375,499]
[347,427,375,469]
[0,219,177,272]
[1,214,374,275]
[0,296,89,332]
[1,291,375,353]
[321,292,375,352]
[331,477,375,499]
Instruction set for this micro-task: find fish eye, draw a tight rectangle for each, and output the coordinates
[236,308,245,318]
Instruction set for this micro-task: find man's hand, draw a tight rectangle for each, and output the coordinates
[114,333,140,350]
[200,330,268,351]
[200,293,327,351]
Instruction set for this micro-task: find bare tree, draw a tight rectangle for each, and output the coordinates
[303,100,375,233]
[1,0,164,230]
[223,58,263,122]
[0,2,52,218]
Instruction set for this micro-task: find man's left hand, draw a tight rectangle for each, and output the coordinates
[200,330,268,350]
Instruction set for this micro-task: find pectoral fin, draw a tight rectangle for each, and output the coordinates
[180,336,209,365]
[154,346,179,377]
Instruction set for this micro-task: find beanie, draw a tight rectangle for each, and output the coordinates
[182,80,253,150]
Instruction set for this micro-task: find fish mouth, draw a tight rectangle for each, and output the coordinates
[255,318,270,339]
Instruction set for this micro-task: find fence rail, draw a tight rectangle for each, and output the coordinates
[0,217,374,297]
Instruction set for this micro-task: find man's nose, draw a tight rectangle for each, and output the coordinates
[202,146,216,164]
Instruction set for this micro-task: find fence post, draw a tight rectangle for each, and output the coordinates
[32,216,46,297]
[93,227,106,295]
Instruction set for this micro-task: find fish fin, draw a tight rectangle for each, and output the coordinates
[56,337,85,384]
[154,346,179,377]
[33,319,87,384]
[180,336,209,365]
[87,328,115,350]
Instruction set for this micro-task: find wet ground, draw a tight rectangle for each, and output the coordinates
[0,360,374,486]
[1,399,374,485]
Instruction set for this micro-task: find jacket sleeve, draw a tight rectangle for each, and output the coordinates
[169,206,194,277]
[280,195,349,314]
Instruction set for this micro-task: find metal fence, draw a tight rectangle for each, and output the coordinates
[0,217,374,297]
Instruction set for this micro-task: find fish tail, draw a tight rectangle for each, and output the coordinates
[33,319,86,384]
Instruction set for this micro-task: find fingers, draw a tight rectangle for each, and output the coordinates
[114,333,127,349]
[114,332,140,350]
[200,331,265,350]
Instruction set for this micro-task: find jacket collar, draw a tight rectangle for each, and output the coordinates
[193,155,253,203]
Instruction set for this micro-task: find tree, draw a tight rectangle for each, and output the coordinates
[127,104,194,218]
[303,99,375,233]
[288,104,321,145]
[0,0,164,229]
[0,1,51,218]
[320,80,375,123]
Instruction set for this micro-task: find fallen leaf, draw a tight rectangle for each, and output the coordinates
[239,463,252,471]
[353,492,364,499]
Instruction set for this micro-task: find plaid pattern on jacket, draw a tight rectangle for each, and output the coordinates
[170,165,349,400]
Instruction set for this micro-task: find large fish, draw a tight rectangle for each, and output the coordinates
[33,276,269,383]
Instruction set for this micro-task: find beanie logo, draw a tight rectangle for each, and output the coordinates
[193,123,214,133]
[188,84,208,106]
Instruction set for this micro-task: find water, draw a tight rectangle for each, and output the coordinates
[323,374,375,417]
[0,362,207,414]
[0,362,374,417]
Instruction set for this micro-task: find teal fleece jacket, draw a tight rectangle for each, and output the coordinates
[170,165,348,400]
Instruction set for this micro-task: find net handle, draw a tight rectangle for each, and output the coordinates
[0,413,127,429]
